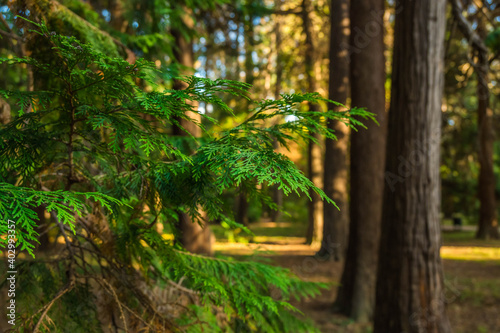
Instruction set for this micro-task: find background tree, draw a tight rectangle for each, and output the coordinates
[303,0,324,245]
[374,0,452,332]
[450,0,499,240]
[318,0,350,259]
[171,8,215,254]
[335,0,387,322]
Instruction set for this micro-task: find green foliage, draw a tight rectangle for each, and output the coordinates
[0,183,122,256]
[485,27,500,52]
[0,21,372,332]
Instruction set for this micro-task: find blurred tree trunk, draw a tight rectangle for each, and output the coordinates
[373,1,451,332]
[335,0,387,322]
[0,97,10,124]
[475,49,499,239]
[235,8,256,226]
[236,185,249,226]
[271,0,283,223]
[450,0,499,240]
[302,0,324,246]
[317,0,349,258]
[171,26,214,255]
[109,0,127,33]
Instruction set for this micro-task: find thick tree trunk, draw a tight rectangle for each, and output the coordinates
[335,0,387,322]
[373,1,451,332]
[302,0,324,246]
[317,0,349,259]
[475,50,499,239]
[171,28,213,256]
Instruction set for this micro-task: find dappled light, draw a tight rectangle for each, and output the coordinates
[0,0,499,332]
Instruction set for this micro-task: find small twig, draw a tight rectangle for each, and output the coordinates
[0,29,22,41]
[50,211,75,257]
[168,279,201,295]
[100,279,129,333]
[32,282,74,333]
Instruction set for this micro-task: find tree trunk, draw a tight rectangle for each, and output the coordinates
[302,0,324,246]
[171,27,214,256]
[306,137,324,244]
[449,0,499,239]
[317,0,350,259]
[271,1,283,223]
[234,9,256,226]
[0,97,11,124]
[475,49,499,239]
[373,1,451,332]
[236,185,249,226]
[335,0,387,322]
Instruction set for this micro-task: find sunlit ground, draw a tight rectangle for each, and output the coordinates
[211,222,500,333]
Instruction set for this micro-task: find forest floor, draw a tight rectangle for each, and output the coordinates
[213,222,500,333]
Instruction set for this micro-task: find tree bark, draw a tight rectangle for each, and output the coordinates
[317,0,350,259]
[373,1,451,332]
[302,0,324,246]
[171,27,214,256]
[335,0,387,322]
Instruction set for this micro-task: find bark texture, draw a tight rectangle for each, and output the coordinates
[373,0,452,332]
[318,0,350,259]
[335,0,387,322]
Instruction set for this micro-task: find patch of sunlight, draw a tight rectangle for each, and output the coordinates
[441,246,500,262]
[161,233,174,241]
[251,235,306,244]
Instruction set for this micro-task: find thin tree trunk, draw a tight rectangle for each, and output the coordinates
[475,50,499,239]
[306,137,323,244]
[374,1,451,332]
[317,0,350,259]
[236,185,249,226]
[335,0,387,322]
[171,27,214,256]
[449,0,499,240]
[475,20,498,240]
[235,10,256,226]
[302,0,324,246]
[271,0,283,223]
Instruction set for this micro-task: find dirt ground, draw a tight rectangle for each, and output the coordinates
[215,236,500,333]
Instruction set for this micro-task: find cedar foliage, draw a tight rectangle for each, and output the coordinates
[0,21,373,332]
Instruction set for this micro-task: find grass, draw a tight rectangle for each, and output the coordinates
[442,230,500,247]
[441,246,500,263]
[211,221,308,243]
